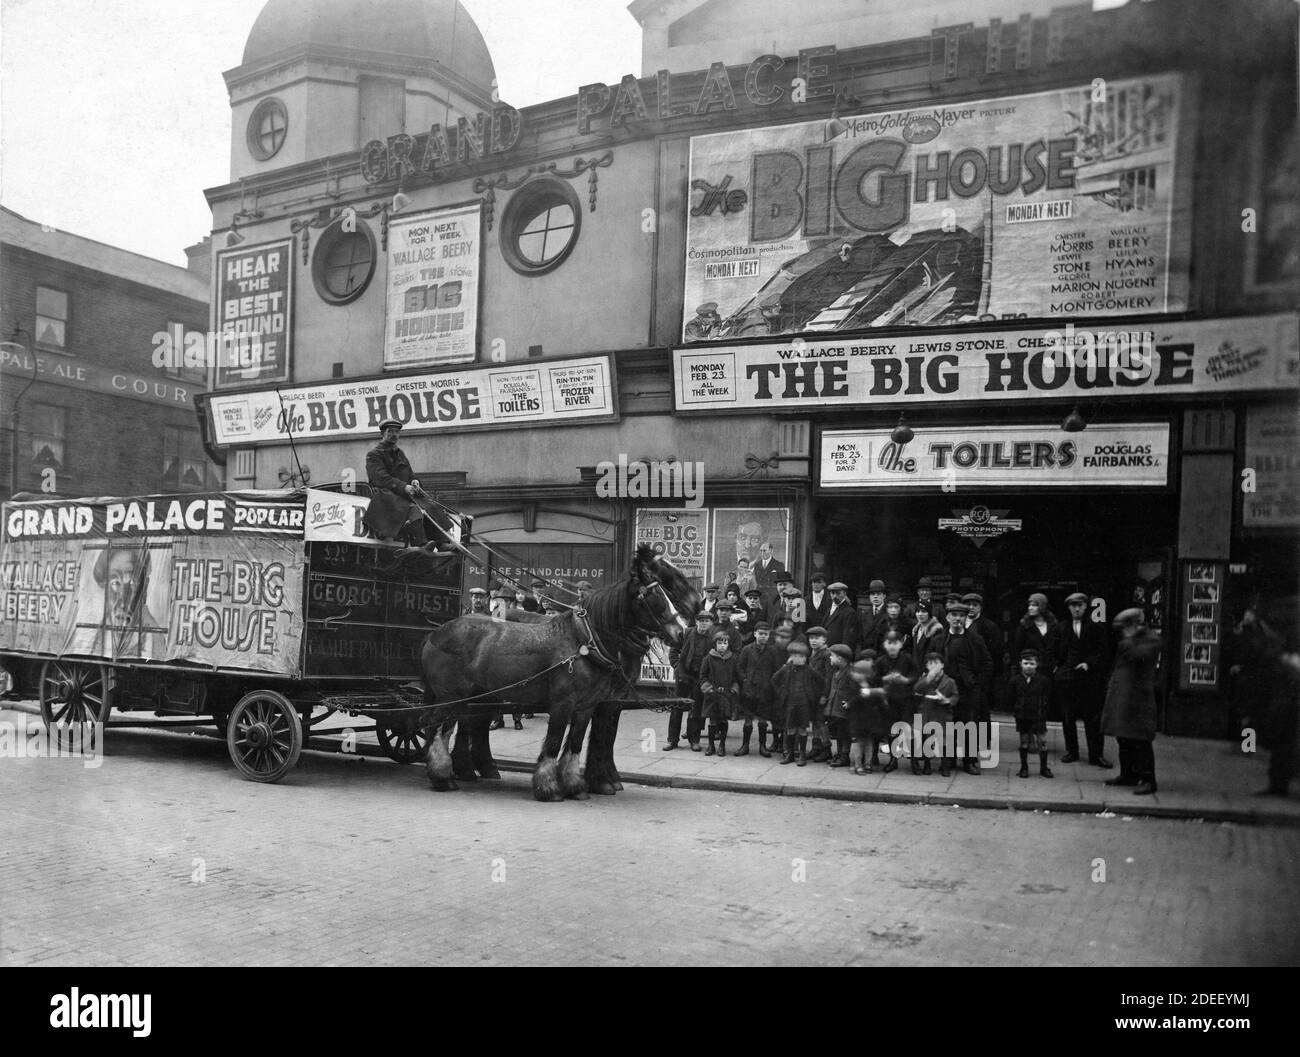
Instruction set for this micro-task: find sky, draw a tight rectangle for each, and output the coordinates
[0,0,644,265]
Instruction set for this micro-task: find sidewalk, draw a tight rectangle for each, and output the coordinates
[472,709,1300,826]
[7,700,1298,825]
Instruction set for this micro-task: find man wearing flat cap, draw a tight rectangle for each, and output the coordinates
[807,572,830,626]
[363,419,440,552]
[824,581,858,652]
[463,586,490,616]
[1054,591,1112,767]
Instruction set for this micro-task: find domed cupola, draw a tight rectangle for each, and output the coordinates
[227,0,497,179]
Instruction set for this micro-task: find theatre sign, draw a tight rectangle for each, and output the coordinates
[673,314,1298,411]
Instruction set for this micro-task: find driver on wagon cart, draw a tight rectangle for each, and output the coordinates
[361,418,446,554]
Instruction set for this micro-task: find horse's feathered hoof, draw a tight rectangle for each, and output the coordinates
[566,789,590,801]
[429,776,459,792]
[589,780,617,796]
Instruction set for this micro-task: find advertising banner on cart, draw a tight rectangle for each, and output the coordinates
[820,423,1171,489]
[0,493,306,673]
[385,204,482,369]
[674,313,1299,411]
[682,74,1186,342]
[203,353,616,446]
[1242,405,1300,528]
[214,239,293,389]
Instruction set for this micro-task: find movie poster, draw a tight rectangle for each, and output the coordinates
[1,494,306,674]
[708,507,792,594]
[385,203,482,369]
[683,74,1186,341]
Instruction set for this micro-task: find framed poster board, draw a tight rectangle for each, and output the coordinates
[1179,561,1225,691]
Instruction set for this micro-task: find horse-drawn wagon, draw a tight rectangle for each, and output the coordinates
[0,486,466,782]
[1,487,699,799]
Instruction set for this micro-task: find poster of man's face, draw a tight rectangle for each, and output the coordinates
[100,546,147,627]
[709,508,790,588]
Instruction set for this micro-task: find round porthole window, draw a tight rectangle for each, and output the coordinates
[247,98,288,161]
[311,218,376,305]
[500,178,581,276]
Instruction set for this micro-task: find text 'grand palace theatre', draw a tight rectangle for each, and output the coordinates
[196,0,1297,736]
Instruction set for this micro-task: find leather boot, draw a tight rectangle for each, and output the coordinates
[1039,752,1054,779]
[882,744,898,774]
[939,757,952,777]
[757,723,772,758]
[911,756,922,776]
[1017,748,1030,779]
[717,730,727,758]
[779,734,796,765]
[705,726,716,756]
[796,735,808,766]
[736,724,751,757]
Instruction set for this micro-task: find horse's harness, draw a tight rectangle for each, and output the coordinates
[573,574,683,672]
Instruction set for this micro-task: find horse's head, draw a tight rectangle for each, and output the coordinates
[631,544,699,647]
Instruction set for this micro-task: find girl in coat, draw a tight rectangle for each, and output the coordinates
[1101,608,1163,794]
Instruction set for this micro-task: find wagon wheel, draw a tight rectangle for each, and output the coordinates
[227,690,302,783]
[39,660,113,750]
[374,717,434,765]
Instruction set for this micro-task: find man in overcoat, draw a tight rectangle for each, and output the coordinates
[1102,608,1162,794]
[930,601,992,774]
[1053,591,1112,767]
[823,581,858,651]
[362,419,440,552]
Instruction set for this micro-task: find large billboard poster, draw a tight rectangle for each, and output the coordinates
[385,203,482,369]
[682,74,1186,341]
[1,493,306,674]
[214,239,293,388]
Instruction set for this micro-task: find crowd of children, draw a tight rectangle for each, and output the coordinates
[664,580,1138,781]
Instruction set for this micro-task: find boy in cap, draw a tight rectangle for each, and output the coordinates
[779,585,806,638]
[1011,648,1054,778]
[806,626,833,761]
[699,629,740,756]
[701,584,721,614]
[363,419,442,553]
[846,654,889,774]
[824,643,856,766]
[668,609,717,751]
[737,621,781,756]
[875,631,918,773]
[772,640,825,766]
[914,650,960,776]
[714,601,746,654]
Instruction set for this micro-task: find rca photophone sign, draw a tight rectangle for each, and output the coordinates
[820,423,1170,489]
[682,74,1187,342]
[385,203,482,369]
[674,313,1298,411]
[213,238,293,388]
[938,507,1023,549]
[201,354,616,446]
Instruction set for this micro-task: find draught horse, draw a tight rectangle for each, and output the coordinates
[420,545,698,801]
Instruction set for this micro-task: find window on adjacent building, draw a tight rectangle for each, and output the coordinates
[161,321,208,385]
[35,286,68,350]
[247,97,289,161]
[162,427,208,492]
[27,404,67,484]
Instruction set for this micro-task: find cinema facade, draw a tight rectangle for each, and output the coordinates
[198,0,1297,734]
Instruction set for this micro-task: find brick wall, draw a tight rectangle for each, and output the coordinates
[0,244,213,500]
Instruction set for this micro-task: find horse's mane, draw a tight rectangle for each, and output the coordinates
[579,578,649,665]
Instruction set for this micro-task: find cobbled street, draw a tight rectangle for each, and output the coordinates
[2,726,1297,967]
